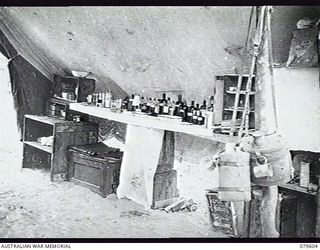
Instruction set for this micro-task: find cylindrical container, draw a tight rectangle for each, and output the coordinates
[300,162,310,188]
[206,111,214,129]
[244,132,292,186]
[218,143,251,202]
[105,91,112,108]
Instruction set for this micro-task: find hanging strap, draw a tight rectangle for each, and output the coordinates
[238,6,266,139]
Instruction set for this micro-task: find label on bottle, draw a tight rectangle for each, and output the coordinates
[188,112,192,116]
[163,106,169,113]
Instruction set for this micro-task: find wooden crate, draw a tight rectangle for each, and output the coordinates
[47,98,89,121]
[68,143,123,197]
[53,74,95,103]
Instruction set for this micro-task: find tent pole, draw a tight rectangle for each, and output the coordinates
[255,6,279,238]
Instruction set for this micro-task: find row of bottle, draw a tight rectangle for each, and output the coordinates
[87,91,114,108]
[86,92,215,127]
[121,93,215,126]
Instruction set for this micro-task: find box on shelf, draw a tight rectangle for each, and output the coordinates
[53,74,95,103]
[68,143,123,197]
[47,97,89,121]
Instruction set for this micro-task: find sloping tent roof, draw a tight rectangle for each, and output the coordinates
[1,6,320,101]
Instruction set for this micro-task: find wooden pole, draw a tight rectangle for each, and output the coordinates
[255,6,279,238]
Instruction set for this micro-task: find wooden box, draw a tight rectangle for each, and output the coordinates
[68,143,123,197]
[47,98,89,121]
[53,74,95,103]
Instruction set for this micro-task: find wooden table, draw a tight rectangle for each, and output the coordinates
[69,103,237,143]
[69,103,234,208]
[278,183,318,238]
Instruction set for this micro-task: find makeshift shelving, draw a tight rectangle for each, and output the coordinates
[215,74,256,135]
[22,114,99,181]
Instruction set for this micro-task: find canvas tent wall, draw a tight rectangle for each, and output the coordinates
[0,6,319,157]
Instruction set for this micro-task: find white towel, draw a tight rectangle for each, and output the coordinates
[116,124,164,208]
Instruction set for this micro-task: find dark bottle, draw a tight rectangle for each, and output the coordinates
[154,99,160,115]
[209,96,214,111]
[179,101,185,118]
[174,94,182,116]
[140,97,145,110]
[187,101,195,123]
[162,95,169,115]
[182,105,188,122]
[200,100,207,110]
[186,108,193,124]
[92,93,97,106]
[127,94,134,111]
[146,97,152,114]
[193,104,200,124]
[197,111,204,125]
[121,96,129,110]
[97,93,103,108]
[140,97,147,112]
[158,99,164,115]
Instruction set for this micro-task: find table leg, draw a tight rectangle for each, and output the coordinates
[152,130,179,209]
[315,176,320,237]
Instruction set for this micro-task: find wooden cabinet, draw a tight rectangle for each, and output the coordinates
[22,114,98,181]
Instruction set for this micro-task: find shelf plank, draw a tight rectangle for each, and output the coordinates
[69,103,238,143]
[224,107,255,112]
[24,141,53,154]
[25,114,65,125]
[278,183,317,197]
[226,90,255,95]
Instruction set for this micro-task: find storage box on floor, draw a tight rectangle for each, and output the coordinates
[68,142,123,197]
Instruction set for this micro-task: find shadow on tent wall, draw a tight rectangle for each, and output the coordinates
[0,29,55,143]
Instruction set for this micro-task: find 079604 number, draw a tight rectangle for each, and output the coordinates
[300,244,318,248]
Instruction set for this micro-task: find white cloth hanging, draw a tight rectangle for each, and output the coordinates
[116,124,164,208]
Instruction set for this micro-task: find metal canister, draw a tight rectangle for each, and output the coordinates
[244,131,292,186]
[218,143,251,202]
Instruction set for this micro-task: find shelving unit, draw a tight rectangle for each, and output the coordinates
[215,74,256,133]
[22,114,99,181]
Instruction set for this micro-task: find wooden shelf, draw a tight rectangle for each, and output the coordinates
[222,74,256,78]
[279,183,317,197]
[226,90,255,95]
[23,141,53,154]
[25,114,65,126]
[224,107,255,112]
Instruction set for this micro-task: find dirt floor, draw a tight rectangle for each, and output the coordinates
[0,145,226,238]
